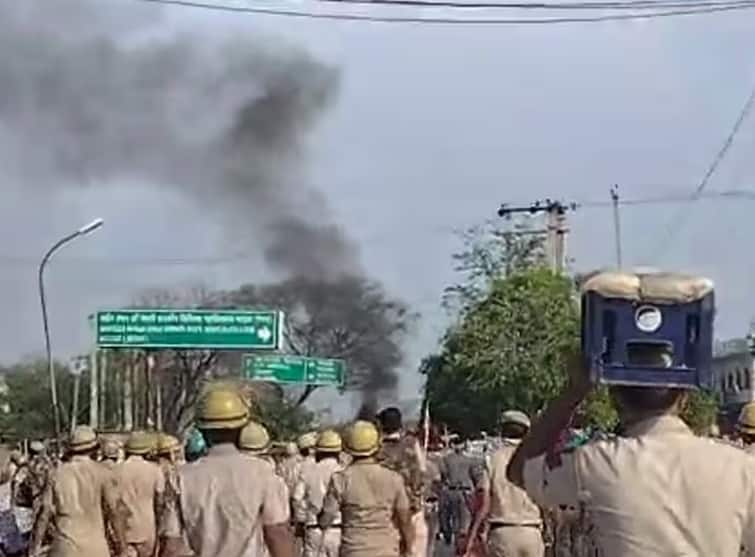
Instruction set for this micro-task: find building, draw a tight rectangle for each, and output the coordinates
[712,340,755,428]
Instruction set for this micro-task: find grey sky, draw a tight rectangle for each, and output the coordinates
[2,0,755,418]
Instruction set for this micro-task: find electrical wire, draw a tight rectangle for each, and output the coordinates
[135,0,755,24]
[649,84,755,261]
[577,189,755,208]
[2,190,754,267]
[312,0,755,11]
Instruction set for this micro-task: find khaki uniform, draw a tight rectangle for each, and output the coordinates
[293,457,343,557]
[744,443,755,456]
[242,454,290,557]
[162,443,289,557]
[523,415,755,556]
[32,454,123,557]
[278,455,301,496]
[321,459,410,557]
[482,439,544,557]
[378,433,428,557]
[118,455,165,557]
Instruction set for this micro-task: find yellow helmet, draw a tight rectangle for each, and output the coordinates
[316,429,342,453]
[239,421,271,454]
[69,425,99,453]
[157,434,181,456]
[344,421,380,457]
[738,402,755,434]
[297,432,317,451]
[102,439,122,460]
[197,388,249,430]
[126,431,155,455]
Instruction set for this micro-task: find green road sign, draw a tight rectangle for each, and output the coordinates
[96,309,283,350]
[244,354,345,386]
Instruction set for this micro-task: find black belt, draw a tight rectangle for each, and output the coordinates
[489,522,542,530]
[307,524,342,529]
[448,486,472,491]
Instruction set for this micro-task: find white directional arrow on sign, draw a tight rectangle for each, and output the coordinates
[257,327,272,342]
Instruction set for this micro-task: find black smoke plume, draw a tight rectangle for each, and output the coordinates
[0,0,401,402]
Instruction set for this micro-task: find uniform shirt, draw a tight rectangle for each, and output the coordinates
[321,459,410,557]
[163,443,289,557]
[378,433,427,514]
[481,439,541,525]
[522,415,755,556]
[34,454,122,557]
[440,451,476,489]
[293,457,342,526]
[278,455,301,495]
[118,455,165,545]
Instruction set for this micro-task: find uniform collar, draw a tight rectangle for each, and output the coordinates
[382,432,401,442]
[207,443,240,457]
[623,414,691,438]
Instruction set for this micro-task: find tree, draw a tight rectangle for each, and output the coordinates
[222,274,415,407]
[130,285,221,434]
[0,359,89,440]
[425,220,617,435]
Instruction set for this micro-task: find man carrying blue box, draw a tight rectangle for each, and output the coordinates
[506,269,755,557]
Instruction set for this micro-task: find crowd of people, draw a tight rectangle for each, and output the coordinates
[7,271,755,556]
[5,386,755,557]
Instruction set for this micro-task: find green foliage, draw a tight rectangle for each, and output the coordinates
[0,359,89,440]
[681,389,719,434]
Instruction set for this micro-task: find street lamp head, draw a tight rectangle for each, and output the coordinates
[78,218,104,235]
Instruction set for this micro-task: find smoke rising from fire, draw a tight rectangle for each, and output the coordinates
[0,0,402,400]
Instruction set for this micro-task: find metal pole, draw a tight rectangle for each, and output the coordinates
[90,348,99,429]
[70,373,81,433]
[99,351,108,428]
[39,231,79,442]
[124,352,134,431]
[611,185,623,268]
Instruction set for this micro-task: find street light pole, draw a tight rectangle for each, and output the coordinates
[39,218,104,442]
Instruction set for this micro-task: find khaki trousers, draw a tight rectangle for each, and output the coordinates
[407,511,428,557]
[487,525,545,557]
[303,526,341,557]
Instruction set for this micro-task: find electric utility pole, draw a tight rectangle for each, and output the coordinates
[497,199,577,272]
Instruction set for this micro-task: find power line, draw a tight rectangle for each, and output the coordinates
[135,0,755,24]
[650,84,755,261]
[577,188,755,208]
[2,190,754,267]
[313,0,755,10]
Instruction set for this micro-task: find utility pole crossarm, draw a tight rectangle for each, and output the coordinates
[497,198,577,273]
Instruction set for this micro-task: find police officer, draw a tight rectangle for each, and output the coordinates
[297,433,318,479]
[376,407,428,557]
[293,429,343,557]
[238,420,290,501]
[320,420,414,557]
[118,431,165,557]
[101,439,122,471]
[30,425,125,557]
[737,402,755,454]
[278,442,301,496]
[439,435,476,546]
[159,388,294,557]
[508,270,755,556]
[466,410,544,557]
